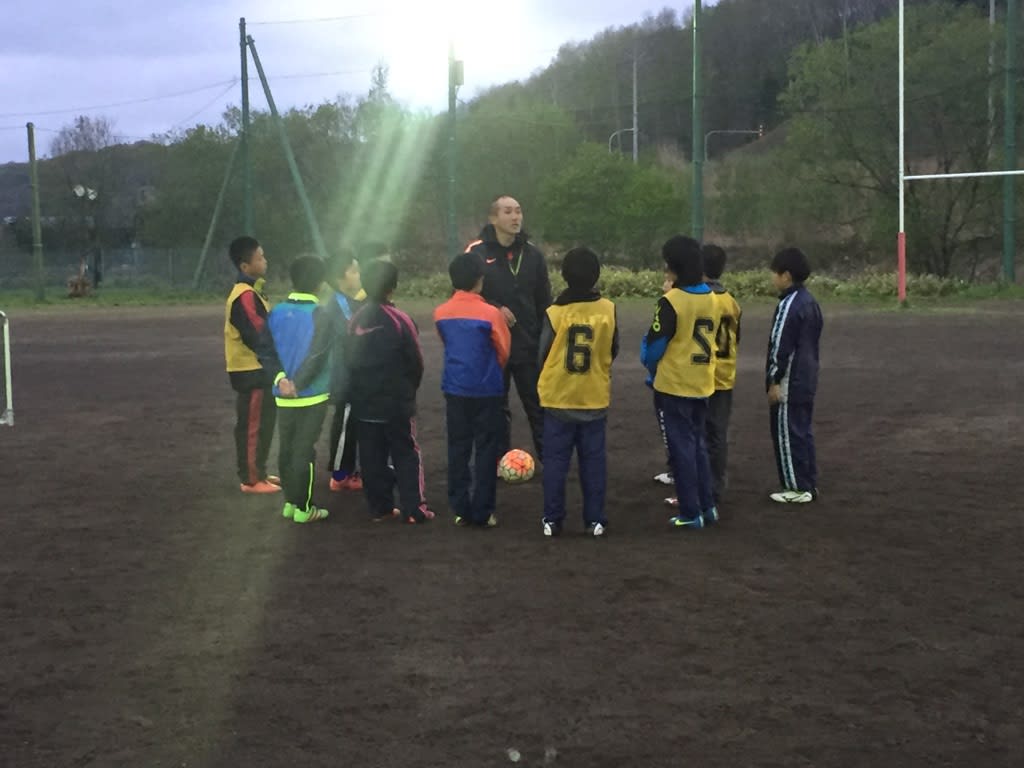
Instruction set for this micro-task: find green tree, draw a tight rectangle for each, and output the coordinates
[781,3,1001,276]
[455,94,581,238]
[538,143,687,267]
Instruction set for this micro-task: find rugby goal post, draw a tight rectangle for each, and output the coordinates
[0,311,12,427]
[898,0,1021,303]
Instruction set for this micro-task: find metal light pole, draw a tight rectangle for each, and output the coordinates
[691,0,704,241]
[990,0,997,154]
[240,17,253,235]
[608,128,636,154]
[447,43,463,260]
[898,0,906,304]
[1004,0,1018,283]
[26,123,44,301]
[632,48,639,163]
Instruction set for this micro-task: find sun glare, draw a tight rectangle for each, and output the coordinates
[380,0,526,105]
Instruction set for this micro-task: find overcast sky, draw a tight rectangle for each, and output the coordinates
[0,1,703,163]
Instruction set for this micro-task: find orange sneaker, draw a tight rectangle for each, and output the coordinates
[330,474,363,492]
[405,509,436,524]
[241,481,281,494]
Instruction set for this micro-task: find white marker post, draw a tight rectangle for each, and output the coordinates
[0,311,12,427]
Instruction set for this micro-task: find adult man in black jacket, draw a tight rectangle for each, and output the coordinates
[465,195,551,461]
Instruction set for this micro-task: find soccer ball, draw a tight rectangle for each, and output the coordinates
[498,449,535,483]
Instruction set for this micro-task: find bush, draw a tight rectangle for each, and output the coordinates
[399,267,983,301]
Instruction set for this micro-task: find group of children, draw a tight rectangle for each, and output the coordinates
[224,231,823,533]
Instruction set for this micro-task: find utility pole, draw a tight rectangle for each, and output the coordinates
[448,43,463,260]
[247,35,329,261]
[1005,0,1018,283]
[691,0,704,241]
[27,123,44,301]
[240,17,253,235]
[632,46,639,164]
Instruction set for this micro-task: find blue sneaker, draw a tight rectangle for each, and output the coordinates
[669,514,704,530]
[702,506,719,526]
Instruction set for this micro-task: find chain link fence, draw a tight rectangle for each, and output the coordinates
[0,245,236,292]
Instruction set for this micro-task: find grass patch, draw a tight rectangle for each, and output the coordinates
[0,287,223,310]
[3,270,1021,312]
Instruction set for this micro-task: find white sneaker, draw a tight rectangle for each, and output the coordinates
[664,497,679,507]
[769,490,814,504]
[653,472,674,486]
[586,522,606,537]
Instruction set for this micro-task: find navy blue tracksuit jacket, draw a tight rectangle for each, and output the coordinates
[766,285,823,492]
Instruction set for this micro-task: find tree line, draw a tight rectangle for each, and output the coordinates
[6,0,1019,279]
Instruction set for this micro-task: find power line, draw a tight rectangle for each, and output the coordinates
[257,69,372,81]
[248,13,379,26]
[0,80,237,119]
[170,80,239,129]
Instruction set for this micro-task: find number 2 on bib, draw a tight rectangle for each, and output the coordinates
[691,318,714,364]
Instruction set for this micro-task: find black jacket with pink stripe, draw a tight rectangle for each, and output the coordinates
[346,300,423,422]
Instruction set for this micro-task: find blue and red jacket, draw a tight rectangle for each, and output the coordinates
[434,290,511,397]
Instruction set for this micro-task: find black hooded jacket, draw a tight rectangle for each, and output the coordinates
[465,225,551,364]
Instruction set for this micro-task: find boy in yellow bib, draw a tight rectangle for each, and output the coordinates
[641,236,722,530]
[537,248,618,537]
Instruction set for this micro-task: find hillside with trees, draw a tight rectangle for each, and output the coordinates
[0,0,1017,285]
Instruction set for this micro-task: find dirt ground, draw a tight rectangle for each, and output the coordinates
[1,299,1022,768]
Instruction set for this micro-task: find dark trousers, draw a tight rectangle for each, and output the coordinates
[234,385,276,485]
[656,392,714,520]
[706,389,733,502]
[654,395,671,471]
[328,402,359,479]
[542,414,608,526]
[502,358,545,462]
[277,403,328,510]
[770,401,817,492]
[358,418,428,521]
[446,395,503,525]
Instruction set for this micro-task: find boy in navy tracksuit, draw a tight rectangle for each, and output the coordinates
[322,249,365,492]
[434,253,511,528]
[766,247,823,504]
[347,260,434,524]
[267,256,333,524]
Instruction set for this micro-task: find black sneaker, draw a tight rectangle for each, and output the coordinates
[585,522,607,537]
[542,519,562,537]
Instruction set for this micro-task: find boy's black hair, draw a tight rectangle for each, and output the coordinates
[449,252,483,291]
[702,244,727,280]
[327,248,358,282]
[771,247,812,283]
[562,247,601,292]
[229,236,260,269]
[289,256,326,294]
[362,259,399,302]
[359,241,390,262]
[662,235,704,286]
